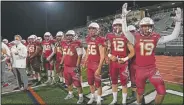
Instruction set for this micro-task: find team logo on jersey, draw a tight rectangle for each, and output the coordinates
[121,66,129,78]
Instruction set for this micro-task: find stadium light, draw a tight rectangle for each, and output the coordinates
[172,3,175,5]
[157,6,161,8]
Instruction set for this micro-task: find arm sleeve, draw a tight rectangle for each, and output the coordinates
[122,17,135,45]
[76,47,83,56]
[157,22,181,44]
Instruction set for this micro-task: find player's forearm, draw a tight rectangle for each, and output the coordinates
[48,48,55,59]
[84,50,89,63]
[98,46,105,70]
[60,55,65,64]
[157,22,181,44]
[127,50,135,60]
[124,43,135,62]
[122,17,135,45]
[76,55,82,67]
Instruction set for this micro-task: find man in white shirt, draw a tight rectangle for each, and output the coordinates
[11,35,28,91]
[1,42,11,87]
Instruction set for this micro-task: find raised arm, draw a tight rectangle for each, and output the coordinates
[157,8,182,44]
[122,3,135,45]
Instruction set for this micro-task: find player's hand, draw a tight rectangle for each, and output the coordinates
[82,62,87,68]
[46,57,51,61]
[122,3,131,18]
[59,64,64,72]
[95,68,101,76]
[109,55,118,62]
[118,58,125,64]
[172,7,182,22]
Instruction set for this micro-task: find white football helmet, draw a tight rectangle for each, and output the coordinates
[112,18,122,26]
[21,39,26,43]
[66,30,75,35]
[88,22,100,36]
[2,39,8,44]
[139,17,154,35]
[56,31,64,41]
[56,31,64,37]
[112,18,122,34]
[37,37,42,42]
[29,35,36,43]
[88,22,100,29]
[65,30,75,42]
[139,17,154,26]
[44,32,51,40]
[128,25,136,32]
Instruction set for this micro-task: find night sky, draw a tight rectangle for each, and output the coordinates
[1,1,164,41]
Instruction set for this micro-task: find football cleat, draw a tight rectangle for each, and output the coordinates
[64,94,74,100]
[97,101,102,105]
[109,100,117,105]
[87,97,96,104]
[77,97,84,104]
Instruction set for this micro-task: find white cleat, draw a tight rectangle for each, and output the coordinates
[51,80,56,85]
[109,100,117,105]
[77,97,84,104]
[97,101,101,105]
[44,80,51,84]
[64,94,74,100]
[87,97,96,104]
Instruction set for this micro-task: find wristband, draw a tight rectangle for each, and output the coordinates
[108,54,112,58]
[123,56,129,62]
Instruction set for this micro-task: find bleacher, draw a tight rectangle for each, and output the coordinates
[72,2,183,55]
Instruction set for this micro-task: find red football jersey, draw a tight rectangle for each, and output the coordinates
[42,40,54,57]
[134,32,160,68]
[55,41,63,61]
[62,40,82,67]
[86,36,106,63]
[106,33,129,58]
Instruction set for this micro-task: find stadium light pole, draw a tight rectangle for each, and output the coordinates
[45,2,53,31]
[46,7,48,31]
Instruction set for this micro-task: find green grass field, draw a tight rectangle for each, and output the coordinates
[2,67,183,105]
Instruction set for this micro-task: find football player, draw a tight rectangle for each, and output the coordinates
[83,22,106,105]
[122,3,182,105]
[60,30,84,104]
[54,31,65,84]
[42,32,56,84]
[106,18,135,105]
[127,25,137,100]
